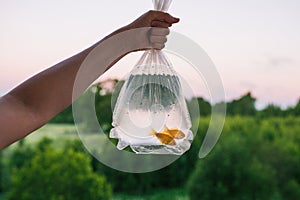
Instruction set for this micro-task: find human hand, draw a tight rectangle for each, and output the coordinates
[125,10,180,50]
[129,10,180,28]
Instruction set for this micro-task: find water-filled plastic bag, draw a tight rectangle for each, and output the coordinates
[109,0,193,155]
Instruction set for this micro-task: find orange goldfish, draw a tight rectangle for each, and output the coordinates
[163,125,185,139]
[150,129,176,146]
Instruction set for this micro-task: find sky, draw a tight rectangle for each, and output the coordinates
[0,0,299,109]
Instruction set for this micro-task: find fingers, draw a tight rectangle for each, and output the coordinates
[127,10,179,51]
[147,11,177,50]
[151,27,170,36]
[149,27,169,50]
[150,35,167,44]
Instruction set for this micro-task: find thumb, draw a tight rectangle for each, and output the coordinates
[154,12,180,24]
[166,14,180,24]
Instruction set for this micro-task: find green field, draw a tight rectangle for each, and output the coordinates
[6,124,78,149]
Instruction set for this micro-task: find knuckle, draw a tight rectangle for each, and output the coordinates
[163,37,167,43]
[150,35,167,44]
[165,28,170,35]
[153,43,165,50]
[149,35,155,43]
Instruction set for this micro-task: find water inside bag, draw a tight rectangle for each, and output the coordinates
[109,50,193,155]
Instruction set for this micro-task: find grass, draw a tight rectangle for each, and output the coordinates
[1,123,79,162]
[23,123,78,144]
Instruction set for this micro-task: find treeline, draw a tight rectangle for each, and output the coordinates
[198,92,300,117]
[49,80,300,124]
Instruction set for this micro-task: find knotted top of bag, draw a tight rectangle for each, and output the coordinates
[153,0,172,12]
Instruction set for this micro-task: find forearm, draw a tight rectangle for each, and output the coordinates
[0,26,132,148]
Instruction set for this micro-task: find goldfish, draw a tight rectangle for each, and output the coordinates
[163,125,185,139]
[150,129,176,146]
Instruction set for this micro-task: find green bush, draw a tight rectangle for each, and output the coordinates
[8,141,35,170]
[187,135,279,200]
[7,144,112,200]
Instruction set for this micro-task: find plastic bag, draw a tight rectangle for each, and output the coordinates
[109,0,193,155]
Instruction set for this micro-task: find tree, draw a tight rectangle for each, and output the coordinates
[259,104,283,117]
[197,97,211,116]
[95,92,113,133]
[187,135,279,200]
[293,99,300,116]
[227,92,256,116]
[7,146,112,200]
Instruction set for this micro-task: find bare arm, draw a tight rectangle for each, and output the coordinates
[0,11,179,149]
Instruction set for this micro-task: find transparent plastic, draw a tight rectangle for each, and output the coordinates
[109,0,193,155]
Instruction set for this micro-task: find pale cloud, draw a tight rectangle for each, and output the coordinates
[266,55,294,68]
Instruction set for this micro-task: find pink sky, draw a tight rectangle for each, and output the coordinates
[1,0,299,109]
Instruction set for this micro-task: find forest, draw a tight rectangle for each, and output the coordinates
[0,80,299,200]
